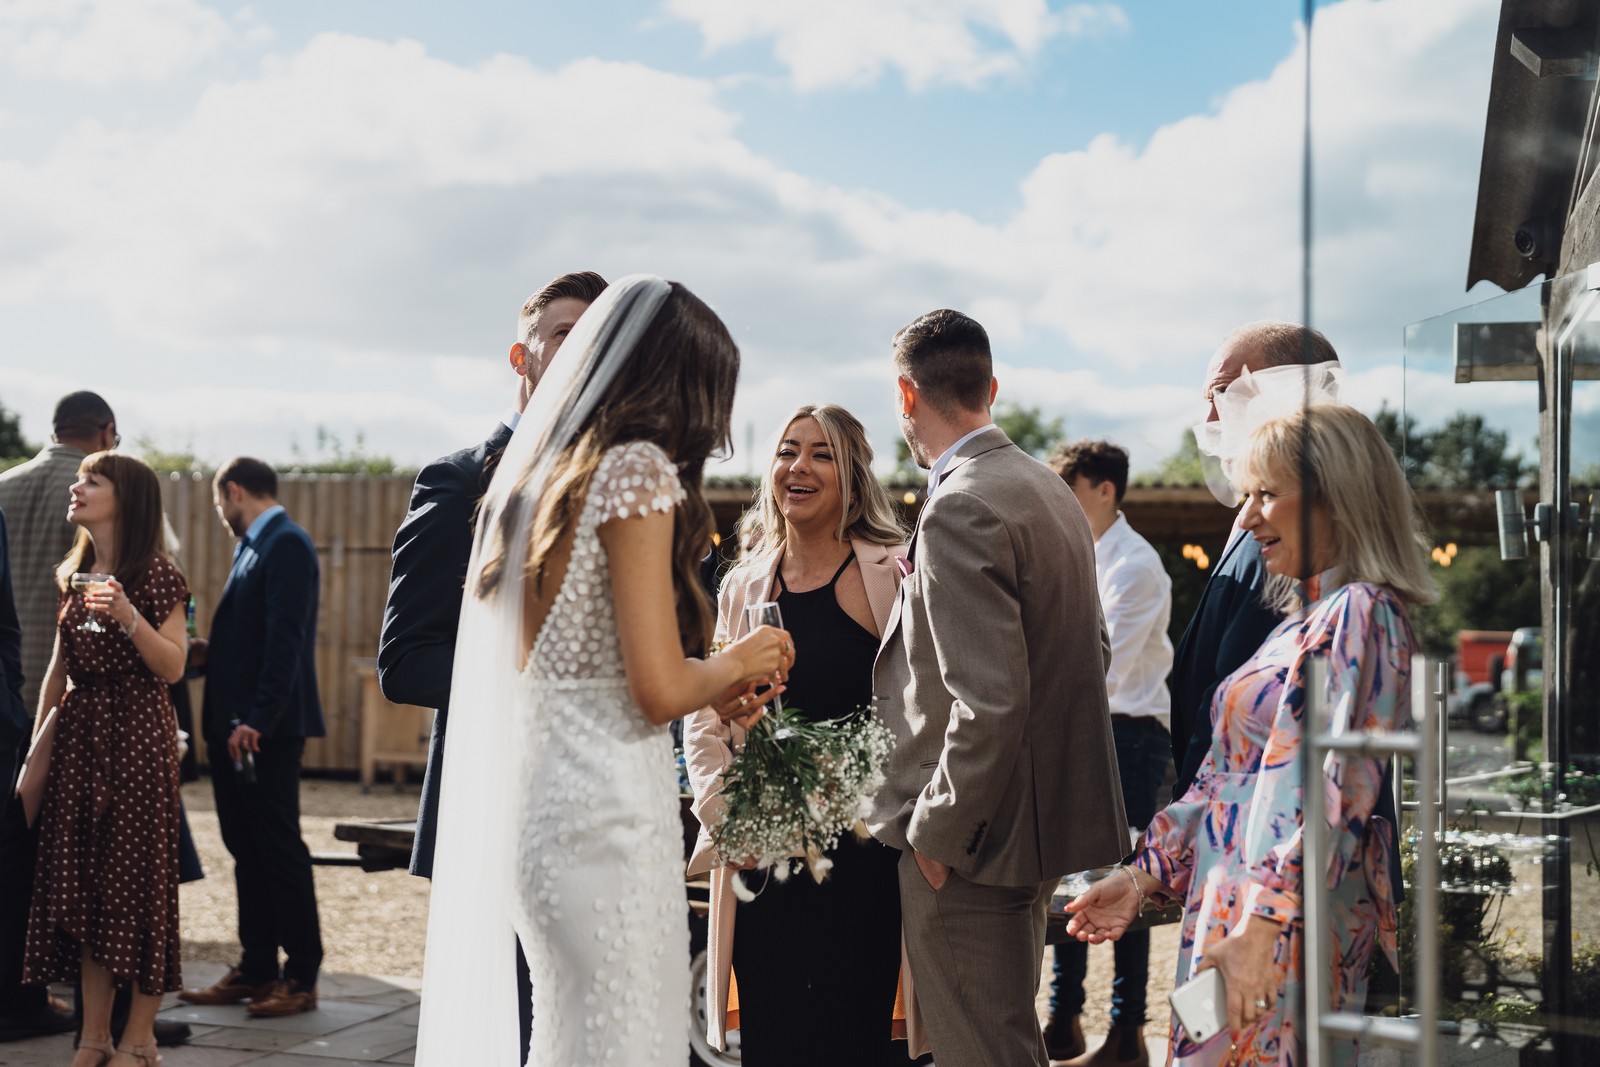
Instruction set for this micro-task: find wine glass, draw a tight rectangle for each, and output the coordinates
[744,600,785,716]
[70,572,114,633]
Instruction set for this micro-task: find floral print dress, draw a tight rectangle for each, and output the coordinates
[1133,578,1413,1067]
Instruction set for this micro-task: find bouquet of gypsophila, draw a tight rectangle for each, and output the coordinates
[711,702,893,897]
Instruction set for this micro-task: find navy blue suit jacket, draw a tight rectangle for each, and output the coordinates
[378,423,512,878]
[203,509,325,741]
[0,510,28,760]
[1169,527,1278,797]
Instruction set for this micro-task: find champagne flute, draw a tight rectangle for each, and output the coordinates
[744,600,785,716]
[70,572,115,633]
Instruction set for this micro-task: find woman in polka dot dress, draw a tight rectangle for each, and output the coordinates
[23,452,190,1067]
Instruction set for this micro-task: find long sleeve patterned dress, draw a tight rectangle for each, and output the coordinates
[1132,578,1413,1067]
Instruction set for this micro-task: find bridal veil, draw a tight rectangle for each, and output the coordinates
[414,274,675,1066]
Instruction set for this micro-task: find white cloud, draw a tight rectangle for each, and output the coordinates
[0,0,1511,473]
[0,0,249,84]
[664,0,1129,91]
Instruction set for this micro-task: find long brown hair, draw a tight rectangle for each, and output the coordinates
[479,282,739,656]
[55,451,169,593]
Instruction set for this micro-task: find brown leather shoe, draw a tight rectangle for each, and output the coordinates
[1061,1024,1149,1067]
[176,968,275,1006]
[246,981,318,1017]
[1043,1013,1086,1063]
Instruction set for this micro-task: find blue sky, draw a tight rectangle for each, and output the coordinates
[1,0,1563,474]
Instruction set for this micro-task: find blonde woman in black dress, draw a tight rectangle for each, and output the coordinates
[686,404,917,1065]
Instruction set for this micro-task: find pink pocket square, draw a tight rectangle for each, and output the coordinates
[894,555,914,578]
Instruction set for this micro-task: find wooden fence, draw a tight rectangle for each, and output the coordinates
[164,472,417,774]
[163,471,1501,774]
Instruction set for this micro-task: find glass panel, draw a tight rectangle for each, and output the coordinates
[1400,269,1600,1063]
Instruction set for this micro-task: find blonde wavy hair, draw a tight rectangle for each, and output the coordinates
[734,404,907,568]
[1243,404,1437,613]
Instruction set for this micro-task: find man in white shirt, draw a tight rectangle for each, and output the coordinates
[1044,439,1174,1067]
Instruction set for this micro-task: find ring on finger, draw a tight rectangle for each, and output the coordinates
[1255,998,1268,1010]
[737,695,749,708]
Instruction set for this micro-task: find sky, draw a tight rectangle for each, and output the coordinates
[0,0,1570,476]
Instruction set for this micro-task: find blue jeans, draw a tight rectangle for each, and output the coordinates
[1050,715,1171,1026]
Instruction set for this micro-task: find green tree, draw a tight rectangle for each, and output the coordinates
[1410,546,1542,655]
[993,402,1064,459]
[1375,404,1529,490]
[288,427,410,476]
[1420,412,1528,490]
[1,398,38,461]
[1373,402,1429,483]
[1135,431,1205,487]
[134,434,201,473]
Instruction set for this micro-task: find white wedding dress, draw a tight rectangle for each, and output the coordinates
[509,439,689,1065]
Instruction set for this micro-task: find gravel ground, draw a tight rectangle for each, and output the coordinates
[178,777,1178,1044]
[179,777,430,981]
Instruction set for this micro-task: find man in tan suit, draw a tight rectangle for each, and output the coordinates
[0,392,118,713]
[869,309,1129,1067]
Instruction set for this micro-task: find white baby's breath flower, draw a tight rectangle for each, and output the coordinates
[730,873,757,903]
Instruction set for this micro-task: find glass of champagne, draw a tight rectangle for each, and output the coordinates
[744,600,785,716]
[70,572,115,633]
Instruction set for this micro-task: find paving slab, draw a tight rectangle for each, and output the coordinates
[186,1024,323,1053]
[160,998,394,1035]
[2,972,424,1067]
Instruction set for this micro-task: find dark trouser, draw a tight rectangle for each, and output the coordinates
[209,734,323,987]
[731,835,904,1066]
[1051,715,1171,1026]
[516,939,532,1065]
[0,743,49,1015]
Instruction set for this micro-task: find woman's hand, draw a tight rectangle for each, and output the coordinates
[1064,867,1158,943]
[724,624,794,688]
[85,577,137,632]
[709,679,784,730]
[1198,915,1282,1036]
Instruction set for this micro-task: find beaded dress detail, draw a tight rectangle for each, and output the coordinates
[510,440,689,1066]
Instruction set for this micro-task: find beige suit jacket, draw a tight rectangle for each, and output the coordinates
[868,427,1129,886]
[683,538,922,1053]
[0,444,87,713]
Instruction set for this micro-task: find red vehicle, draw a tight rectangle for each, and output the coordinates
[1449,629,1514,732]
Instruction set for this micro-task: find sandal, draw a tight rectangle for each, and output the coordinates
[113,1042,162,1067]
[74,1038,115,1066]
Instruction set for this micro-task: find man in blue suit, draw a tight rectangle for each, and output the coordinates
[378,270,605,1060]
[1168,323,1340,798]
[180,457,325,1018]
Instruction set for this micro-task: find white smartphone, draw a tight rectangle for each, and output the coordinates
[1168,968,1227,1045]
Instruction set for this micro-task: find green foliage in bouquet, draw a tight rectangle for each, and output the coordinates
[711,703,893,888]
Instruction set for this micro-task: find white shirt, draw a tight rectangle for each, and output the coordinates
[1095,512,1174,724]
[926,423,996,498]
[503,408,522,432]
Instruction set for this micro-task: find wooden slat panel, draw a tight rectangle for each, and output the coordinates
[161,472,415,774]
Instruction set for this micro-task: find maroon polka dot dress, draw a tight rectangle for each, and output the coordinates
[24,554,187,995]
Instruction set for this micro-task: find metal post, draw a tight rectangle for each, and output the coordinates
[1415,658,1441,1067]
[1304,655,1439,1065]
[1305,657,1332,1067]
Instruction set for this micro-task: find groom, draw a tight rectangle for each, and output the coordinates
[869,309,1130,1066]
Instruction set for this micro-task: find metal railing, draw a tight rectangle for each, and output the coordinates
[1304,656,1442,1066]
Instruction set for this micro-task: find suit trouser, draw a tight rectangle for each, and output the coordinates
[898,849,1054,1067]
[0,743,50,1014]
[210,734,323,987]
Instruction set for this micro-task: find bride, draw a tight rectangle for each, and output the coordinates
[415,275,793,1065]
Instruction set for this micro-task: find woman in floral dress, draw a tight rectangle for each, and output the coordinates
[1067,405,1436,1067]
[24,452,190,1067]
